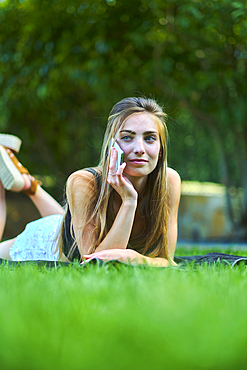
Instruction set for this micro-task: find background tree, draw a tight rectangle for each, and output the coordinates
[0,0,246,237]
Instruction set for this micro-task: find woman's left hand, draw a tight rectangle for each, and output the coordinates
[83,249,144,265]
[107,148,138,203]
[84,249,172,267]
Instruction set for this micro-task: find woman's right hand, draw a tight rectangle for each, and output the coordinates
[107,148,138,203]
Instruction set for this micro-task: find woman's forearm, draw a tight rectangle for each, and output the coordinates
[141,256,172,267]
[94,200,137,252]
[84,248,174,267]
[125,251,171,267]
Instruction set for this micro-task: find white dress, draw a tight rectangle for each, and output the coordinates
[9,214,63,261]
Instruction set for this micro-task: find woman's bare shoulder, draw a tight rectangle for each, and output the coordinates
[167,167,181,185]
[167,167,181,204]
[67,168,100,192]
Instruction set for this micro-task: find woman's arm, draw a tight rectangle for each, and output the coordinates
[94,199,137,252]
[94,148,138,252]
[83,168,181,266]
[67,149,138,256]
[67,173,137,256]
[84,248,171,267]
[165,168,181,259]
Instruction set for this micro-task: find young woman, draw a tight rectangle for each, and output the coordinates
[0,97,181,267]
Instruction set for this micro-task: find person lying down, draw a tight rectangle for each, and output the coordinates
[0,97,181,267]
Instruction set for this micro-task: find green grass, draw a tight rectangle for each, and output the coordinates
[176,244,247,257]
[1,247,247,370]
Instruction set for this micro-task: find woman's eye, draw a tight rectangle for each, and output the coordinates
[121,135,132,142]
[145,136,157,143]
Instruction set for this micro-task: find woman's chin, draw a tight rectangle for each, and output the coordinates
[123,169,149,178]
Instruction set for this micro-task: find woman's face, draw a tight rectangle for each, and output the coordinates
[117,113,161,178]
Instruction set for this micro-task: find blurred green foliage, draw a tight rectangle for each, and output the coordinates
[0,0,246,202]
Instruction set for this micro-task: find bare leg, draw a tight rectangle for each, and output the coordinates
[0,182,6,241]
[0,182,16,259]
[11,174,64,218]
[29,184,64,217]
[1,147,64,218]
[1,176,63,236]
[0,143,65,260]
[0,238,16,259]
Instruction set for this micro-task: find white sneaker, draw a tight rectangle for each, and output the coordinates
[0,134,22,153]
[0,145,24,191]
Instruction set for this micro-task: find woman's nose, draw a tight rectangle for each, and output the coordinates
[134,139,145,154]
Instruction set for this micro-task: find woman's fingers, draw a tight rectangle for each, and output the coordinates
[83,249,140,264]
[107,171,127,191]
[118,162,126,175]
[107,149,137,201]
[108,153,126,187]
[109,148,118,175]
[109,148,126,175]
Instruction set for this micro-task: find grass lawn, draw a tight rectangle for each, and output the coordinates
[1,246,247,370]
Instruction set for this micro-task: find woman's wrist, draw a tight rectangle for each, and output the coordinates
[121,197,138,208]
[144,256,170,267]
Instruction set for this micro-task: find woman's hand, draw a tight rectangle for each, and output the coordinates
[84,248,144,265]
[83,249,171,267]
[107,148,138,203]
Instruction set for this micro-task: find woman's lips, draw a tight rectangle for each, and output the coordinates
[129,159,148,164]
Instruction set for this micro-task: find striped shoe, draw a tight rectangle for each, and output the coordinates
[0,134,22,153]
[7,149,42,195]
[6,149,42,195]
[0,145,24,191]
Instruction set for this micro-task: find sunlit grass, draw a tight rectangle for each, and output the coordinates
[176,244,247,257]
[0,248,247,370]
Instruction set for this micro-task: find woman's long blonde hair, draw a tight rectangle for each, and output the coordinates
[58,97,170,261]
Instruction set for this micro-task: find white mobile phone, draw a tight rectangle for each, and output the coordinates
[110,139,124,170]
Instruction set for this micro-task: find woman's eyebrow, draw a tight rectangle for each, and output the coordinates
[120,130,158,135]
[144,131,159,135]
[120,130,136,134]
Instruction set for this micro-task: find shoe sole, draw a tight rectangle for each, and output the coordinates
[0,134,22,153]
[0,145,24,191]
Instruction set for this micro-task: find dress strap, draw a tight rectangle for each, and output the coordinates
[84,167,101,190]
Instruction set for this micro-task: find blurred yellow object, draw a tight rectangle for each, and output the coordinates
[179,181,243,242]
